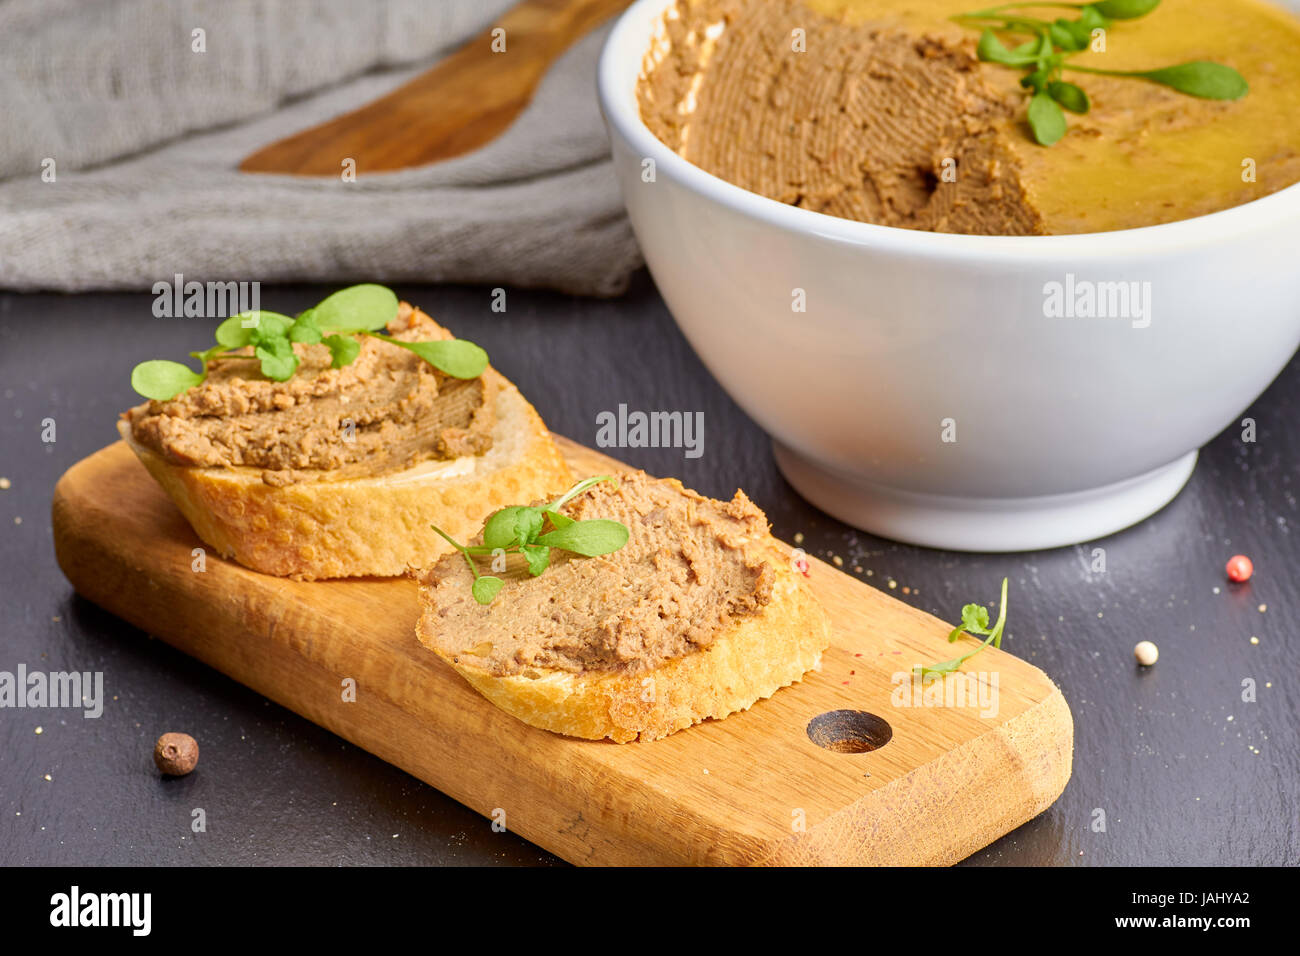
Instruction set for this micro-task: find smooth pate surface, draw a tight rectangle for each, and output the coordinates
[419,472,777,676]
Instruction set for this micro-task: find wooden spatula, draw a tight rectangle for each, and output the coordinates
[239,0,631,176]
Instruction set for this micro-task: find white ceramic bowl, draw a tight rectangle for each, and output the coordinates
[597,0,1300,551]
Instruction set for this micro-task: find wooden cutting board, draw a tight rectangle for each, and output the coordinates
[51,438,1072,866]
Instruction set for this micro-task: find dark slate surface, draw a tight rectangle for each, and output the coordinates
[1,274,1295,866]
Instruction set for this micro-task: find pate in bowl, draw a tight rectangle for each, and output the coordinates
[597,0,1300,551]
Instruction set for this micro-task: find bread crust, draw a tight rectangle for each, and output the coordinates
[416,539,830,743]
[118,369,572,579]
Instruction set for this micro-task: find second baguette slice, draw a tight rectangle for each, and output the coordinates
[416,472,830,742]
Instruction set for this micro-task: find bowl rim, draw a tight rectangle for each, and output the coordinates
[597,0,1300,259]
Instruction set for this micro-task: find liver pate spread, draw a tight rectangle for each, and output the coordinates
[641,0,1041,233]
[420,472,776,676]
[638,0,1300,234]
[125,305,496,485]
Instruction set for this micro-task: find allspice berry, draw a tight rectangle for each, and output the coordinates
[153,733,199,776]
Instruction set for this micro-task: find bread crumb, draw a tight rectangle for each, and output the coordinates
[793,532,804,544]
[1134,641,1158,666]
[34,726,42,735]
[832,555,843,567]
[1250,636,1259,645]
[0,477,10,489]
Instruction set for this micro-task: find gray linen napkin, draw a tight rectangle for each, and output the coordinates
[0,0,642,297]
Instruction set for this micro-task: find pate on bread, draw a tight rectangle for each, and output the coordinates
[119,304,572,579]
[416,472,830,742]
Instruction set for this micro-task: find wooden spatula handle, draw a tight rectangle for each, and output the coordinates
[239,0,632,176]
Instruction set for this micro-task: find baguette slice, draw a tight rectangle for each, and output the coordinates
[118,368,572,580]
[416,473,830,742]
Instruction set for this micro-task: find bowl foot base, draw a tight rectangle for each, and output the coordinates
[772,443,1198,552]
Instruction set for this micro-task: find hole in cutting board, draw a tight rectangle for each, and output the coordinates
[806,710,893,753]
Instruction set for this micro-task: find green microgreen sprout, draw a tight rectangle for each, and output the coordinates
[953,0,1247,145]
[430,475,631,605]
[915,577,1009,680]
[130,283,489,401]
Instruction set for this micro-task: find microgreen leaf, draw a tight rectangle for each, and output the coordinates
[951,603,992,640]
[482,507,523,550]
[190,344,225,370]
[536,519,630,557]
[521,544,550,577]
[1048,79,1090,113]
[1078,5,1108,30]
[483,506,544,550]
[472,576,504,605]
[1065,18,1094,46]
[914,653,974,679]
[322,333,360,369]
[1049,19,1085,51]
[1027,91,1067,145]
[311,284,400,333]
[1021,65,1051,92]
[976,29,1011,62]
[977,29,1037,66]
[1132,61,1249,99]
[544,509,575,530]
[1092,0,1159,19]
[244,311,293,340]
[518,509,546,546]
[376,337,489,379]
[214,316,253,350]
[215,310,294,349]
[1065,60,1248,99]
[254,335,298,381]
[548,475,619,512]
[130,360,205,401]
[917,578,1010,680]
[1037,29,1055,61]
[290,312,323,345]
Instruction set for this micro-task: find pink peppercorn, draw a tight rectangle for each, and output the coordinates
[1226,555,1253,583]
